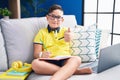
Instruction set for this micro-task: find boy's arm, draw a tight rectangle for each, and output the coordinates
[34,44,51,59]
[33,44,43,58]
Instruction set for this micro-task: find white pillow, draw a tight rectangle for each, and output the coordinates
[96,29,110,57]
[71,24,97,62]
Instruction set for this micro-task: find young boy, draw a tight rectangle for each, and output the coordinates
[32,4,92,80]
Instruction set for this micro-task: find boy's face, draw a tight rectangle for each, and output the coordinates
[46,9,64,29]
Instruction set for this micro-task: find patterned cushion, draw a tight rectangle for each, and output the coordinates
[71,24,97,62]
[95,29,102,57]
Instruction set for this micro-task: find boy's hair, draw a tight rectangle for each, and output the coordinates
[48,4,63,14]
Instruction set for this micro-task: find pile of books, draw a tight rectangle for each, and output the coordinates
[0,67,31,80]
[0,61,32,80]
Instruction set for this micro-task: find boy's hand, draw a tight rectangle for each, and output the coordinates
[64,27,72,42]
[42,51,51,58]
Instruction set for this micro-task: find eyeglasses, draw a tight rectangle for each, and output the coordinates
[48,14,63,21]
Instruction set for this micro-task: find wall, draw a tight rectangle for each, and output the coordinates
[20,0,83,25]
[0,0,8,8]
[0,0,9,18]
[0,0,83,25]
[55,0,83,25]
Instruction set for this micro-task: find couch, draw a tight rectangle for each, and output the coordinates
[0,15,120,80]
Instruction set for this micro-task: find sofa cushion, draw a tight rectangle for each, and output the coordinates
[71,24,97,62]
[0,15,77,68]
[0,18,45,67]
[0,22,8,71]
[27,72,51,80]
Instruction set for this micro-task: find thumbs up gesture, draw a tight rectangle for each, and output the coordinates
[64,27,72,42]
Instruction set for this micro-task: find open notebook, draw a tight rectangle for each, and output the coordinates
[39,56,71,61]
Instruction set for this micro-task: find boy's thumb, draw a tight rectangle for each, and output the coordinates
[68,27,70,32]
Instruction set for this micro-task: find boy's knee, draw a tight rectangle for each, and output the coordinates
[31,59,40,70]
[71,56,81,65]
[31,59,44,74]
[75,56,81,64]
[31,59,37,69]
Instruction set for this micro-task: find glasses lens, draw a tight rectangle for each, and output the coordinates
[48,14,63,20]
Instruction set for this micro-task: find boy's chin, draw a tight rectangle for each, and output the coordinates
[51,26,59,28]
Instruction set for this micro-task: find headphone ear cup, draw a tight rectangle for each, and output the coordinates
[12,61,23,70]
[16,61,23,68]
[12,62,19,70]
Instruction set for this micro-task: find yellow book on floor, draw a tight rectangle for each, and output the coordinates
[0,68,30,80]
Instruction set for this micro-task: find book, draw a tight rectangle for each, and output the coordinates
[7,70,28,76]
[0,68,30,80]
[39,56,71,61]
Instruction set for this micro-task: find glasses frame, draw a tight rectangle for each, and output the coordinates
[48,14,63,21]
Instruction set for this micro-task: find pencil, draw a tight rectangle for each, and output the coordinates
[58,37,64,40]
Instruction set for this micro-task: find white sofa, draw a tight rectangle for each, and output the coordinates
[0,15,119,80]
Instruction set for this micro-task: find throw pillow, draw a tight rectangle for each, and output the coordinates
[71,24,97,62]
[96,29,110,57]
[95,29,102,57]
[0,18,43,68]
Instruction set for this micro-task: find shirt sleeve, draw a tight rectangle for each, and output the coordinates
[33,29,43,45]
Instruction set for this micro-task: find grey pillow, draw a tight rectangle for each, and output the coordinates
[0,18,46,68]
[0,22,8,71]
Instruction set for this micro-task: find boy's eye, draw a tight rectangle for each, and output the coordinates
[52,15,61,19]
[48,14,63,20]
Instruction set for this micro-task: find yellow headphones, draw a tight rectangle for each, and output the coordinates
[11,61,32,72]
